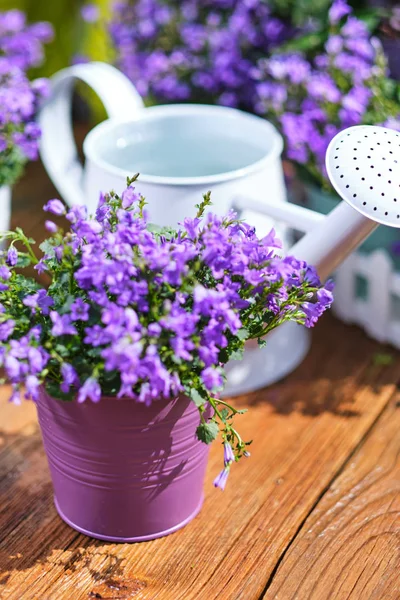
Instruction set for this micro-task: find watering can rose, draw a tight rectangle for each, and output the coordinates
[0,177,333,485]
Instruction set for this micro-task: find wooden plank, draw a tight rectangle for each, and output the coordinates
[263,395,400,600]
[0,315,399,599]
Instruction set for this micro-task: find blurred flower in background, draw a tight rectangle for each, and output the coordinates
[109,0,301,109]
[0,9,53,186]
[255,0,400,186]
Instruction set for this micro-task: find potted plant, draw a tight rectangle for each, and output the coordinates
[0,9,53,236]
[254,0,400,262]
[0,178,333,541]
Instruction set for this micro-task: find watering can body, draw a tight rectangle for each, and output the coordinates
[38,62,393,395]
[38,62,310,396]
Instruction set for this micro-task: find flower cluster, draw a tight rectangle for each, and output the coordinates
[0,10,53,186]
[109,0,296,109]
[0,178,333,486]
[254,0,400,185]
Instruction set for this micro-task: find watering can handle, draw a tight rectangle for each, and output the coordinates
[39,62,145,207]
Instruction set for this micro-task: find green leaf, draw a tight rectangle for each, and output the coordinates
[237,328,249,341]
[16,254,32,268]
[189,388,206,407]
[220,408,230,422]
[55,344,70,358]
[277,32,326,54]
[229,348,244,361]
[372,353,394,367]
[196,421,219,444]
[45,380,74,402]
[147,223,163,234]
[257,338,267,348]
[60,295,76,314]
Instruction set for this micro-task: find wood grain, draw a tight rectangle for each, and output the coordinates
[1,314,399,600]
[1,159,400,599]
[263,396,400,600]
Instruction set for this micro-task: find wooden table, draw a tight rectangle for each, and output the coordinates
[1,161,400,599]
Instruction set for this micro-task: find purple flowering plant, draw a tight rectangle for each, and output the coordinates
[0,176,333,486]
[0,10,53,186]
[254,0,400,187]
[108,0,297,109]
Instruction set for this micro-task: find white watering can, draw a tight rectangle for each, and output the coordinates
[38,62,399,395]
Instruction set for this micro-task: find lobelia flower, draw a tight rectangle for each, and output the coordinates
[108,0,297,110]
[6,246,18,267]
[0,319,15,341]
[213,467,230,491]
[224,442,235,466]
[70,299,90,321]
[43,199,66,216]
[23,289,54,315]
[201,367,224,392]
[80,4,100,23]
[45,220,58,233]
[78,377,102,403]
[0,10,52,186]
[255,0,400,187]
[61,363,79,394]
[0,181,333,485]
[50,312,78,337]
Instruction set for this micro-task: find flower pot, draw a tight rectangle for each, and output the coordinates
[36,388,209,542]
[0,186,11,245]
[305,183,400,269]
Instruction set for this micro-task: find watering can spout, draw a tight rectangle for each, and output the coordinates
[294,124,400,281]
[289,201,378,282]
[236,125,400,282]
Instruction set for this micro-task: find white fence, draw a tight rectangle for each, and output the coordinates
[332,250,400,348]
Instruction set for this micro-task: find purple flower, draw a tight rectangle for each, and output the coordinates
[50,312,77,336]
[108,0,294,110]
[34,259,48,274]
[61,363,79,393]
[9,387,22,405]
[0,266,11,281]
[45,220,58,233]
[5,355,22,380]
[0,13,52,185]
[329,0,351,24]
[121,186,140,209]
[0,319,15,341]
[70,298,89,321]
[80,3,100,23]
[66,205,87,224]
[78,377,101,403]
[6,246,18,266]
[201,367,224,391]
[25,375,40,400]
[213,467,230,490]
[224,442,235,466]
[23,289,53,315]
[43,199,66,216]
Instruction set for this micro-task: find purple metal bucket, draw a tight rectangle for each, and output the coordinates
[36,389,210,542]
